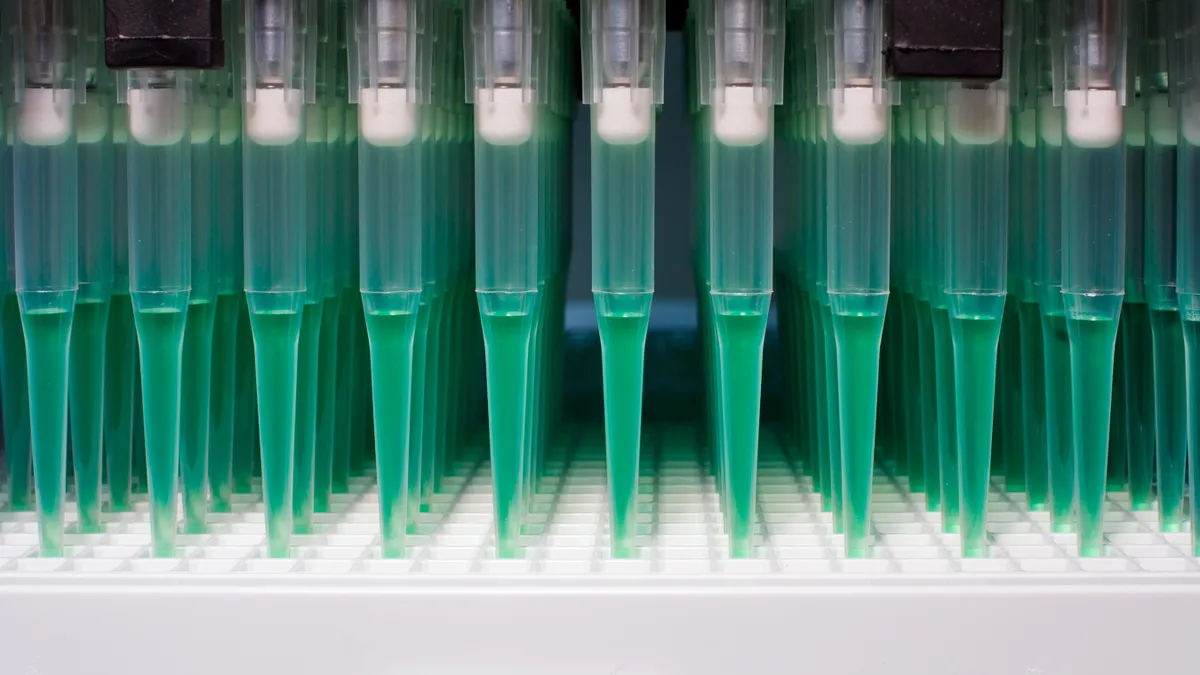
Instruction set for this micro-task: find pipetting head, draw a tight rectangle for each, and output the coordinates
[76,96,110,144]
[1065,89,1123,148]
[359,88,417,147]
[596,87,653,145]
[831,87,888,145]
[247,88,303,146]
[712,86,770,146]
[948,87,1007,145]
[476,88,533,145]
[17,88,73,146]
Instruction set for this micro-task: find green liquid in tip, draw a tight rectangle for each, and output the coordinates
[407,306,430,532]
[249,309,302,558]
[68,299,110,532]
[364,309,417,558]
[1018,302,1048,512]
[233,296,257,495]
[2,294,33,511]
[714,310,769,559]
[1067,315,1119,557]
[480,310,533,559]
[134,307,187,557]
[181,301,216,534]
[104,294,137,512]
[314,294,342,513]
[597,308,650,558]
[916,300,942,512]
[1150,309,1186,531]
[932,307,960,534]
[23,306,73,557]
[950,314,1003,558]
[832,311,885,559]
[1120,303,1155,511]
[208,293,241,513]
[293,301,325,535]
[1042,313,1076,533]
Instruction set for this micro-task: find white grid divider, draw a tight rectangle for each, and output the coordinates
[2,425,1200,674]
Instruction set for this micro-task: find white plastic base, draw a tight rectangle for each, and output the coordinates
[1,432,1198,674]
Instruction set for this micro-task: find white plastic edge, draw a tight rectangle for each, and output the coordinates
[831,87,888,145]
[596,87,653,145]
[477,88,533,146]
[1065,89,1122,148]
[18,88,73,146]
[948,87,1007,145]
[713,86,771,147]
[360,87,418,147]
[247,88,303,146]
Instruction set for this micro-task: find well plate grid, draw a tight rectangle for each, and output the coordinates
[0,426,1196,578]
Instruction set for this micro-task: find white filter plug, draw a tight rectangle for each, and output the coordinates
[359,87,417,147]
[129,87,187,146]
[831,87,888,145]
[596,87,652,145]
[948,87,1007,145]
[1065,89,1122,148]
[247,88,303,146]
[477,88,533,145]
[18,88,73,146]
[712,86,770,146]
